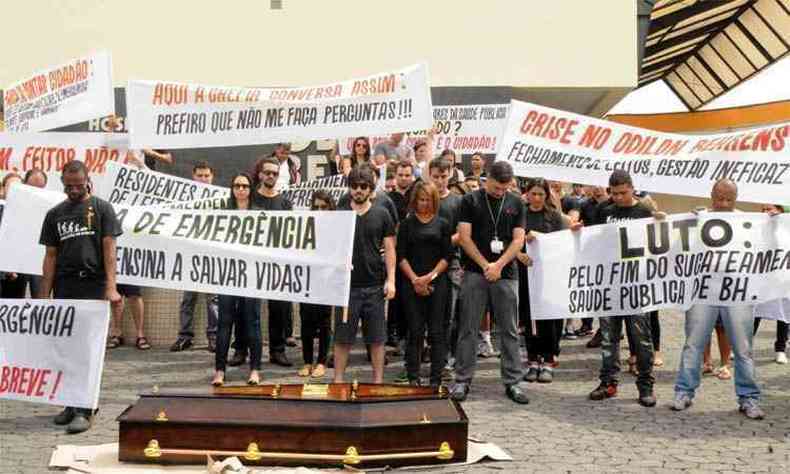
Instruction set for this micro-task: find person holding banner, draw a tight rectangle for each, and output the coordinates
[38,160,122,434]
[213,173,263,386]
[518,178,568,384]
[253,156,296,367]
[672,179,764,420]
[753,204,788,365]
[449,161,529,404]
[397,181,452,386]
[578,170,657,407]
[334,165,396,384]
[297,190,336,379]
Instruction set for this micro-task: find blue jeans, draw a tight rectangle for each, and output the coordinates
[675,305,760,402]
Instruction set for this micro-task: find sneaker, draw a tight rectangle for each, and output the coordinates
[638,387,657,407]
[66,412,92,434]
[589,383,617,401]
[524,365,539,383]
[449,382,470,401]
[670,392,693,411]
[53,407,76,425]
[393,370,409,384]
[775,352,788,364]
[537,366,553,384]
[505,383,530,404]
[169,337,192,352]
[738,399,765,420]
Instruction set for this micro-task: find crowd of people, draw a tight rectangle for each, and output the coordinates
[0,131,786,435]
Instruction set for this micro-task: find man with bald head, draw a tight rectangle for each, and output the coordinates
[671,178,764,419]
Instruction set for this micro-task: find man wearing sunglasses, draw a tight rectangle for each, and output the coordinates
[252,156,296,367]
[334,165,396,384]
[38,160,122,434]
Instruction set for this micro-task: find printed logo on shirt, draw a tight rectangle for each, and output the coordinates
[605,215,639,224]
[56,220,95,241]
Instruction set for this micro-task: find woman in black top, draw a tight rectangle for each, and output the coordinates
[297,190,335,379]
[517,178,567,384]
[213,173,263,386]
[397,181,452,386]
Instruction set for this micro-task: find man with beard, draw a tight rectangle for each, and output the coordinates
[38,160,122,434]
[251,156,295,367]
[334,165,396,383]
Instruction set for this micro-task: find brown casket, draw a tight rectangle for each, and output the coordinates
[117,382,468,468]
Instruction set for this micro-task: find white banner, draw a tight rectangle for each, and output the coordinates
[496,100,790,205]
[0,132,132,175]
[282,174,348,210]
[2,51,114,132]
[338,103,509,155]
[0,185,355,307]
[0,299,109,409]
[126,63,433,149]
[527,213,790,319]
[94,161,227,206]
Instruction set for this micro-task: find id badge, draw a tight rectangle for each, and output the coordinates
[490,238,504,254]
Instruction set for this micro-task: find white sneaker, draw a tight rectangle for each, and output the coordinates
[775,352,788,364]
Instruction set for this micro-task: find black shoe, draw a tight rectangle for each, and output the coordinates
[505,383,530,404]
[589,383,618,401]
[524,366,539,383]
[169,337,192,352]
[270,351,293,367]
[207,336,216,353]
[575,327,594,337]
[586,331,602,348]
[638,387,657,407]
[54,407,76,425]
[66,412,92,434]
[228,352,247,367]
[449,382,470,401]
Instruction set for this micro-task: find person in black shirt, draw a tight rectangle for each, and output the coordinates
[337,163,399,225]
[518,178,567,384]
[573,170,657,407]
[397,181,452,386]
[429,158,463,375]
[577,186,611,339]
[386,160,415,349]
[252,156,294,367]
[297,190,335,379]
[38,160,122,434]
[334,165,396,384]
[212,173,263,386]
[450,161,529,404]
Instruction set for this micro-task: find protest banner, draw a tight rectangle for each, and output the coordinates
[282,174,347,210]
[0,185,355,307]
[0,299,109,409]
[496,100,790,205]
[526,212,790,319]
[126,63,433,149]
[337,103,509,156]
[0,132,132,175]
[93,161,227,206]
[2,52,114,132]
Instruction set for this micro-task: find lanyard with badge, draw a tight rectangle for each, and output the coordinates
[485,194,505,254]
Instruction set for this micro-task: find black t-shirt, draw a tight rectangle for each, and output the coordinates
[525,208,566,234]
[458,189,525,279]
[388,188,412,223]
[396,215,452,276]
[338,191,399,225]
[253,192,293,211]
[39,196,122,280]
[579,197,599,226]
[597,201,653,224]
[338,204,396,288]
[439,192,462,263]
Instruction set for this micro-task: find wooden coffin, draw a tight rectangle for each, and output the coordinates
[117,383,468,468]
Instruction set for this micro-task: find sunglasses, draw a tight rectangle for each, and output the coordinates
[350,183,370,190]
[233,183,250,189]
[63,183,88,191]
[262,170,279,177]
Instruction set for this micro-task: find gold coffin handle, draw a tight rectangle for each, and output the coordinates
[143,439,454,463]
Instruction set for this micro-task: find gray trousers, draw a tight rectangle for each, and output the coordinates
[178,291,219,339]
[455,271,523,386]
